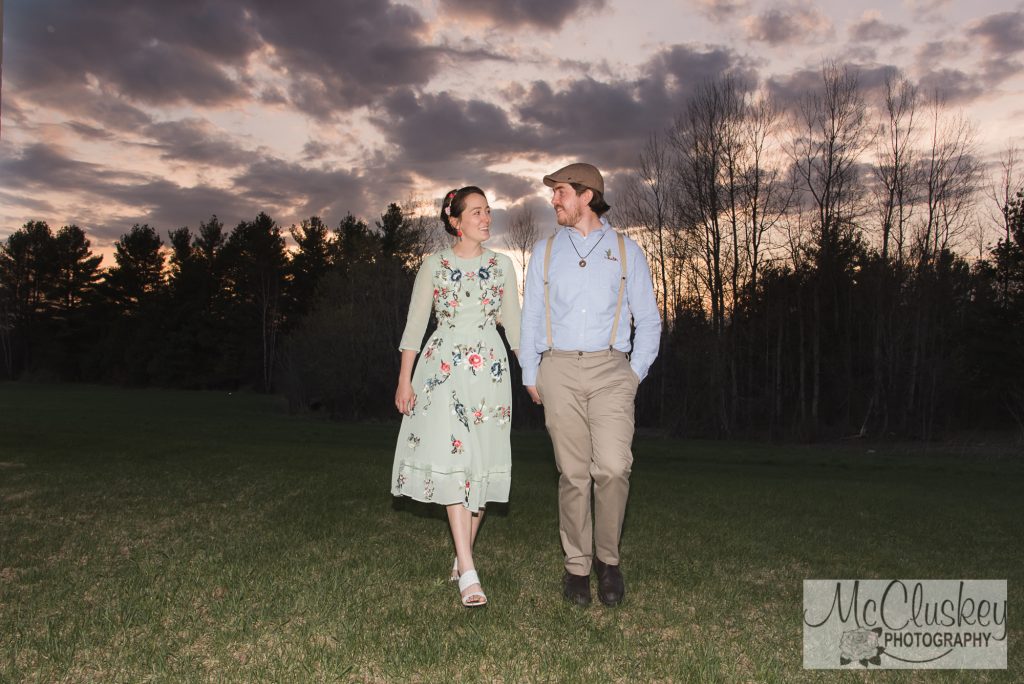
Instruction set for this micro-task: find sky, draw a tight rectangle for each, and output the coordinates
[1,0,1023,256]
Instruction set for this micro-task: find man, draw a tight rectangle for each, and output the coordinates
[520,162,661,607]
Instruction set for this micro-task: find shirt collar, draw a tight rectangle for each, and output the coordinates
[566,217,611,240]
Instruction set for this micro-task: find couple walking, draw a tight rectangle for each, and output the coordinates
[390,163,661,608]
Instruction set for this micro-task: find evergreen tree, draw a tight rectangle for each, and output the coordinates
[222,212,288,391]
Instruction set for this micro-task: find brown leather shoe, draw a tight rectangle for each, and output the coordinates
[593,557,625,606]
[562,571,592,607]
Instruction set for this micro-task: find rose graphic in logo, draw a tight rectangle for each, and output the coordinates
[840,627,884,667]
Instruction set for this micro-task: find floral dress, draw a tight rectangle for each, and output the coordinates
[391,249,521,510]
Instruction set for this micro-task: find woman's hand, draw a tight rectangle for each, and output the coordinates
[395,379,416,415]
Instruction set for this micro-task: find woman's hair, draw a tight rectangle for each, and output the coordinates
[570,182,611,217]
[440,186,486,236]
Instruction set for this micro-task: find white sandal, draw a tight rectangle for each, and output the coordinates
[458,569,487,607]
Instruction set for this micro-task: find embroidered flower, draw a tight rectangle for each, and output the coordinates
[488,257,498,267]
[490,362,504,380]
[494,405,511,425]
[451,436,464,454]
[464,479,471,504]
[448,298,459,308]
[407,434,420,449]
[471,399,489,425]
[424,478,435,499]
[396,473,407,489]
[440,361,451,374]
[477,266,490,281]
[450,269,462,282]
[467,353,483,370]
[432,287,440,300]
[440,258,450,269]
[451,391,468,428]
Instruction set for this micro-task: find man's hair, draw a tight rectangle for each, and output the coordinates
[570,182,611,217]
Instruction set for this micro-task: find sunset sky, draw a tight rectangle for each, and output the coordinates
[2,0,1022,254]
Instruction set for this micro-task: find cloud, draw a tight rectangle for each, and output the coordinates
[915,40,970,71]
[744,2,834,46]
[917,68,986,104]
[766,63,899,110]
[140,119,261,167]
[5,0,445,119]
[374,90,540,165]
[849,12,908,43]
[967,11,1024,57]
[302,141,332,161]
[0,141,369,242]
[979,57,1024,88]
[231,157,368,222]
[439,0,607,30]
[248,0,442,114]
[365,44,753,202]
[5,0,254,108]
[64,122,116,141]
[514,45,756,168]
[904,0,951,22]
[692,0,751,23]
[0,143,131,196]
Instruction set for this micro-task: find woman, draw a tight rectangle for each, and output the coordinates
[391,186,521,607]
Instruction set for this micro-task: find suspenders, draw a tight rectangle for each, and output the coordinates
[543,231,628,351]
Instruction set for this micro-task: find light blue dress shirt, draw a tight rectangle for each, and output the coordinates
[519,218,661,386]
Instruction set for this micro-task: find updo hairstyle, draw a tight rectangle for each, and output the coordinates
[440,186,486,236]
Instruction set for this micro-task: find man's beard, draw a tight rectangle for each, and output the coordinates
[554,205,580,227]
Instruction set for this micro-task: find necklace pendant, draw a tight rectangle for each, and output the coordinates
[579,259,587,268]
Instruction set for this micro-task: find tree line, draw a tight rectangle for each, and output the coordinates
[2,64,1023,440]
[0,206,439,420]
[617,64,1024,439]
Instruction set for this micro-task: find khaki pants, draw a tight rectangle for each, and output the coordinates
[536,349,638,575]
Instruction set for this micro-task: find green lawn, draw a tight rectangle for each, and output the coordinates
[0,383,1020,683]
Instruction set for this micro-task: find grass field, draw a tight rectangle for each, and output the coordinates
[1,383,1020,683]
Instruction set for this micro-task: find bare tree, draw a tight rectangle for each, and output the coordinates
[402,192,447,262]
[622,133,675,323]
[874,71,919,265]
[789,62,873,268]
[667,75,750,434]
[503,206,538,293]
[787,62,873,431]
[741,91,791,297]
[987,143,1023,246]
[916,95,981,264]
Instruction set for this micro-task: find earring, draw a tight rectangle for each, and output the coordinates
[457,230,463,238]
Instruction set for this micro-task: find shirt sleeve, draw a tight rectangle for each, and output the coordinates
[625,240,661,381]
[398,255,435,352]
[497,255,521,351]
[518,238,548,386]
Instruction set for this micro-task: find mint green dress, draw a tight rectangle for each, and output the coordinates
[391,249,521,510]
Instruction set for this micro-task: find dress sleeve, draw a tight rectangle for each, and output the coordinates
[498,255,521,350]
[398,256,435,352]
